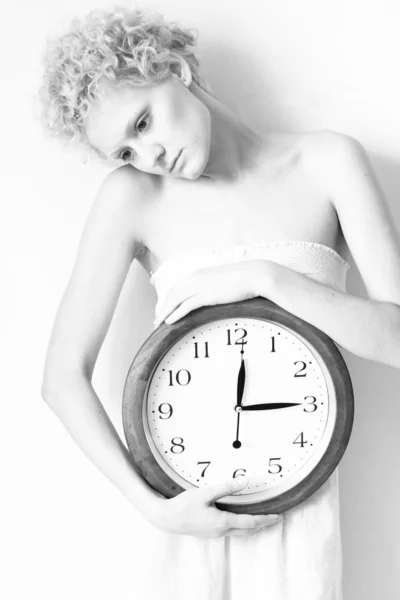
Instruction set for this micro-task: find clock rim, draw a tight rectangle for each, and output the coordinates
[122,297,354,515]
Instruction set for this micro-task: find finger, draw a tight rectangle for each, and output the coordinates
[225,520,282,537]
[225,513,282,530]
[203,476,249,503]
[224,528,264,537]
[154,303,182,326]
[155,289,197,325]
[156,275,197,311]
[165,295,204,324]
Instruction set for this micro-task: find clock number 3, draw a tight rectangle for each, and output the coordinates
[303,396,318,413]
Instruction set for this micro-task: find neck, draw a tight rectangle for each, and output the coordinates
[190,83,271,182]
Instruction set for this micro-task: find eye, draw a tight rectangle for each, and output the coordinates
[119,115,150,162]
[120,149,132,162]
[137,116,149,133]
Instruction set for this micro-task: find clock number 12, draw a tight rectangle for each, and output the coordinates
[227,328,248,346]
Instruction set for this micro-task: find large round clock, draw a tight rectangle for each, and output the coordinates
[122,297,354,515]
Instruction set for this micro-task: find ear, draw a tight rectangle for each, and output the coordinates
[169,52,193,87]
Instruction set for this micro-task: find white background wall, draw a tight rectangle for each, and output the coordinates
[3,0,400,598]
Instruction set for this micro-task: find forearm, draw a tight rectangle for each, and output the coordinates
[42,378,163,519]
[258,262,400,369]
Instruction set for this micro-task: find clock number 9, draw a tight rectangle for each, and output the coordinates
[158,403,173,419]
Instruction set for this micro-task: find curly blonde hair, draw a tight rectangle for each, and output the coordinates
[38,6,212,159]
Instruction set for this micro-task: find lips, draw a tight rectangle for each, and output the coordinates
[170,151,181,172]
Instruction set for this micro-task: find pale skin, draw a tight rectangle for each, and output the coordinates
[42,53,400,538]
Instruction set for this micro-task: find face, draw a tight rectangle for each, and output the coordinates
[84,74,212,180]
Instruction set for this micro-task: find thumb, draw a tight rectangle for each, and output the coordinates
[203,476,249,504]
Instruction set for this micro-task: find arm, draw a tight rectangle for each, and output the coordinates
[41,166,162,522]
[41,174,282,538]
[257,131,400,369]
[257,261,400,368]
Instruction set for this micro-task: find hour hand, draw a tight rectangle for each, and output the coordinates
[236,354,245,408]
[241,402,302,411]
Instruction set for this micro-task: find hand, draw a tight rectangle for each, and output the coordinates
[148,476,282,537]
[242,402,302,411]
[154,260,271,326]
[234,344,246,448]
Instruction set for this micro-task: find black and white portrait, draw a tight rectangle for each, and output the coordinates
[3,1,400,599]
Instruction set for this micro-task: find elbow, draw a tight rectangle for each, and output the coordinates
[41,368,63,403]
[41,381,64,405]
[41,371,91,404]
[41,382,56,403]
[382,303,400,369]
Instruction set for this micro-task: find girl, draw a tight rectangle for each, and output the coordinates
[39,7,400,599]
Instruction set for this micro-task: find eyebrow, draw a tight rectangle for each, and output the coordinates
[108,105,149,159]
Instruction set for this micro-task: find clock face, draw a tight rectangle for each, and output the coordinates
[143,317,337,504]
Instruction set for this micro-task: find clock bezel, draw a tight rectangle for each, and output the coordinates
[122,296,354,515]
[142,322,338,503]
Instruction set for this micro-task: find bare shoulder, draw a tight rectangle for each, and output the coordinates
[104,162,159,193]
[300,128,365,181]
[259,129,361,180]
[94,164,159,256]
[300,130,400,311]
[41,165,159,389]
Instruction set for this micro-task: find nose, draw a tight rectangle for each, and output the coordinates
[146,144,166,170]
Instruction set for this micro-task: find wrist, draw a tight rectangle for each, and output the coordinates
[142,494,168,527]
[253,259,280,299]
[131,483,165,516]
[119,448,166,518]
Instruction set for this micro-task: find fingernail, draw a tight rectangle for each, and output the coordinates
[271,515,282,524]
[235,476,248,487]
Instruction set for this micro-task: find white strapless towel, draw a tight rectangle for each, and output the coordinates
[149,241,350,320]
[138,241,350,600]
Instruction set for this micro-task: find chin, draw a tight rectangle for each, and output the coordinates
[185,164,206,181]
[177,153,203,181]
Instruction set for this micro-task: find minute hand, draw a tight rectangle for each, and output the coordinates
[241,402,302,411]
